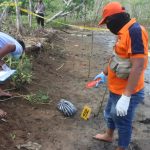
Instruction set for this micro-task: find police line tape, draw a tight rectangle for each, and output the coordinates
[0,2,108,32]
[20,8,108,31]
[1,2,150,56]
[0,2,19,7]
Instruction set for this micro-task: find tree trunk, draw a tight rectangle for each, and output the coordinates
[14,0,22,34]
[0,7,8,29]
[28,0,32,27]
[93,0,104,21]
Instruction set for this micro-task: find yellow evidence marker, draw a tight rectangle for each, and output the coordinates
[81,105,92,120]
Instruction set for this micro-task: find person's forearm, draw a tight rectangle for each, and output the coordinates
[0,60,5,66]
[124,68,142,96]
[0,60,5,70]
[124,58,144,96]
[0,44,15,59]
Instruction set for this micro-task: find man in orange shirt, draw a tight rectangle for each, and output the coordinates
[93,2,148,150]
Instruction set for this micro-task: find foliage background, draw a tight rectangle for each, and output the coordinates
[1,0,150,27]
[0,0,150,39]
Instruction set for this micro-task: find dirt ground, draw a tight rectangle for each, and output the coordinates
[0,28,150,150]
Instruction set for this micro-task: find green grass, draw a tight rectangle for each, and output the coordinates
[25,90,49,104]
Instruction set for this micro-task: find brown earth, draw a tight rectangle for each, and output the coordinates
[0,28,150,150]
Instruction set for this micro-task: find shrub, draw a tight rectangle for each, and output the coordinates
[4,54,32,88]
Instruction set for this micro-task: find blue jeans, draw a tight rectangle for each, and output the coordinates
[104,89,144,149]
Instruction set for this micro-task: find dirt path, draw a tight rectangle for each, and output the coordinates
[0,29,150,150]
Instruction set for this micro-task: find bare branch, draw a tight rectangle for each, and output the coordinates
[46,11,64,22]
[60,3,84,17]
[46,0,82,23]
[66,0,73,7]
[0,7,8,22]
[0,0,13,24]
[62,0,67,4]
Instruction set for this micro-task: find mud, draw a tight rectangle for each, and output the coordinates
[0,29,150,150]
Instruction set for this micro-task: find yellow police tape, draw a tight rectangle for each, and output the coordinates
[21,8,108,31]
[0,2,18,7]
[0,2,108,32]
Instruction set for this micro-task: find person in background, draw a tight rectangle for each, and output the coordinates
[93,2,148,150]
[34,0,45,29]
[0,32,25,117]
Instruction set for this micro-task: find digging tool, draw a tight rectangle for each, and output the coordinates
[86,78,101,88]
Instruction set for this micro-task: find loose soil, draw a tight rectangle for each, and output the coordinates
[0,29,150,150]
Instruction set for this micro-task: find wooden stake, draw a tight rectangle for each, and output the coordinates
[94,87,107,117]
[88,31,94,78]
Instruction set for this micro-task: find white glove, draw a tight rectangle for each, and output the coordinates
[35,10,39,13]
[116,94,131,116]
[94,72,106,87]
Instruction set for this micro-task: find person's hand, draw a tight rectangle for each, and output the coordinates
[0,60,5,66]
[94,72,106,87]
[116,94,131,116]
[35,10,39,14]
[0,60,5,71]
[2,64,11,71]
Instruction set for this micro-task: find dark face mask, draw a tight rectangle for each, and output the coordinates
[106,13,130,35]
